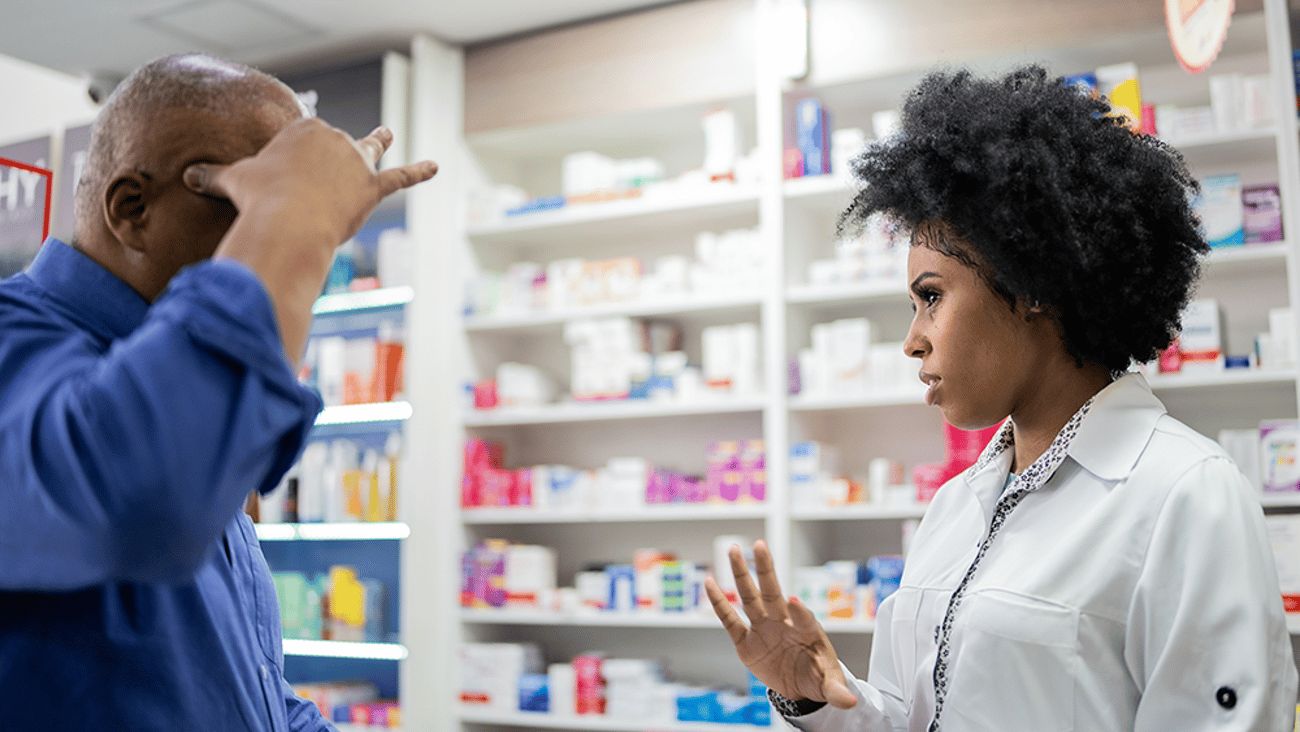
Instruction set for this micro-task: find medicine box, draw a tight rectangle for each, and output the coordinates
[796,98,831,176]
[1261,420,1300,492]
[1197,174,1245,248]
[1244,184,1283,244]
[1266,514,1300,612]
[1179,299,1225,371]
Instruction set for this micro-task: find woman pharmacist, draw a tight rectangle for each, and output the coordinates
[707,65,1298,731]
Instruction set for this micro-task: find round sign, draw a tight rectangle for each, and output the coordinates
[1166,0,1235,74]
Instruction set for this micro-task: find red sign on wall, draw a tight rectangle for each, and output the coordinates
[0,156,52,242]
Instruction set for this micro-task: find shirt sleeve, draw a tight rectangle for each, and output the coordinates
[282,675,339,732]
[0,259,321,589]
[1127,455,1298,732]
[773,595,911,732]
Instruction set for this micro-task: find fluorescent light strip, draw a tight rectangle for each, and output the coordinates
[281,639,408,660]
[296,522,410,540]
[312,286,414,315]
[254,523,298,541]
[254,522,410,541]
[316,401,413,425]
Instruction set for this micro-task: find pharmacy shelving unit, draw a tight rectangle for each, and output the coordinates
[256,285,413,705]
[396,0,1300,728]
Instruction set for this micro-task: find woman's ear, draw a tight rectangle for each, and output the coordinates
[102,172,150,253]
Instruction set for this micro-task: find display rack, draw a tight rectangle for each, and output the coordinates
[396,1,1300,729]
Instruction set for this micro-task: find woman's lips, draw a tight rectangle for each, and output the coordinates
[920,372,939,405]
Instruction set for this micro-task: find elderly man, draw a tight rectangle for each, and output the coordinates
[0,53,435,730]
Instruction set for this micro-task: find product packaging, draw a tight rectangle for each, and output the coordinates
[1261,420,1300,492]
[795,98,831,176]
[572,654,607,715]
[702,108,741,182]
[1179,299,1226,371]
[504,544,557,608]
[830,127,867,177]
[739,439,767,502]
[1196,174,1245,248]
[519,673,549,712]
[712,534,753,604]
[1096,62,1142,130]
[866,555,905,608]
[548,663,577,715]
[294,680,378,722]
[1244,184,1283,243]
[1266,514,1300,613]
[458,642,543,709]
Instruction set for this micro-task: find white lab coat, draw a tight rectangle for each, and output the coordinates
[781,373,1298,732]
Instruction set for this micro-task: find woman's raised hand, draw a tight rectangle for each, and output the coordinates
[704,540,857,709]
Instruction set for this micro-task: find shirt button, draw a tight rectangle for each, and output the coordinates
[260,665,268,679]
[1216,686,1237,709]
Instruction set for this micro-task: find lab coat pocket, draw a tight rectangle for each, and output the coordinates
[946,589,1078,732]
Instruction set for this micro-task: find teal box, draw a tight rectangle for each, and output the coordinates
[1196,174,1244,248]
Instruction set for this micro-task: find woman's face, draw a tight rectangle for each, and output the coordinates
[903,236,1056,430]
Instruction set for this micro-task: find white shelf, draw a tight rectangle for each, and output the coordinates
[1163,126,1276,150]
[1259,493,1300,508]
[255,522,410,541]
[281,639,408,660]
[312,286,414,315]
[462,504,768,525]
[456,707,769,732]
[465,292,763,332]
[789,389,927,411]
[1143,368,1297,391]
[461,608,722,628]
[316,401,413,426]
[783,173,854,200]
[466,184,761,245]
[820,619,878,634]
[463,397,767,426]
[335,725,402,732]
[786,279,908,305]
[791,503,927,521]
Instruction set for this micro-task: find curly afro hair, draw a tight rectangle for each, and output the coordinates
[841,64,1208,377]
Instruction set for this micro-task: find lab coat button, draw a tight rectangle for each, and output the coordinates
[1215,686,1236,709]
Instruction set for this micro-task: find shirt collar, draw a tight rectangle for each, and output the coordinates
[1065,372,1166,481]
[25,238,150,342]
[968,371,1165,486]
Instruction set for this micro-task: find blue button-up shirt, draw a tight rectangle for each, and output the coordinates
[0,239,331,731]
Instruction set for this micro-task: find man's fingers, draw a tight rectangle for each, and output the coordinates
[375,160,439,198]
[704,575,749,646]
[752,539,788,621]
[356,126,394,168]
[183,162,232,200]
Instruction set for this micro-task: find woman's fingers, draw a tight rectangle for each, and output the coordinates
[752,539,789,622]
[704,574,749,645]
[823,677,859,710]
[728,544,769,626]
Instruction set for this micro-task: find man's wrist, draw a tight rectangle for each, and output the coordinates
[767,688,828,718]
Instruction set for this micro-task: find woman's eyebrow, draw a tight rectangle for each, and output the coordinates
[910,272,940,291]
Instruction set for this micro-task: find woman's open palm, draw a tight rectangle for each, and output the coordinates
[705,540,857,709]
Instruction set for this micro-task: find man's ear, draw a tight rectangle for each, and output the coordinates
[102,172,150,253]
